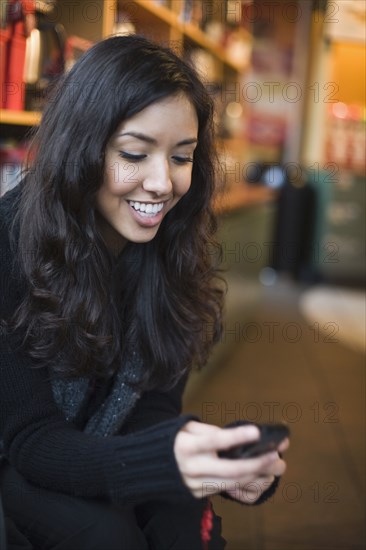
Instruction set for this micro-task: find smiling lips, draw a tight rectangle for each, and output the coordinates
[128,200,164,217]
[127,199,166,227]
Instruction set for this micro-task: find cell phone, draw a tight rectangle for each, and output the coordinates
[218,423,290,459]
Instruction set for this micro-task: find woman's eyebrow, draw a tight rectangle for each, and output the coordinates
[176,138,198,146]
[116,132,198,147]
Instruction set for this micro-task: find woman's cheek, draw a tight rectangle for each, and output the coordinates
[104,160,135,192]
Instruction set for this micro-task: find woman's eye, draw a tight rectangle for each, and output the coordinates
[172,156,193,164]
[119,152,146,162]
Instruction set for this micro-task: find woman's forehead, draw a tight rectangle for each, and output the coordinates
[111,96,199,143]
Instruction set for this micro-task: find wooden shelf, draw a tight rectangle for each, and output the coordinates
[1,2,254,220]
[133,0,249,72]
[133,0,177,27]
[0,109,42,126]
[182,24,249,72]
[214,185,277,214]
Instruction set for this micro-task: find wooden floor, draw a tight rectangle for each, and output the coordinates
[183,279,365,550]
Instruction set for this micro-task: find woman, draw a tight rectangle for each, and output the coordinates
[0,35,288,549]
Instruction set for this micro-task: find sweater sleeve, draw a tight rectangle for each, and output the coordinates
[119,372,189,435]
[0,191,196,507]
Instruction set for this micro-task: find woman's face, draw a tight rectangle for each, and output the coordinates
[95,94,198,255]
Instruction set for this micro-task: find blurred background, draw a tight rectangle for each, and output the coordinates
[1,1,365,549]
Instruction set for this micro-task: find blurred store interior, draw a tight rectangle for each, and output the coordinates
[0,0,365,549]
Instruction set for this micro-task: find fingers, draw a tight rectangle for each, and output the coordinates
[278,437,290,453]
[181,422,290,456]
[175,421,288,502]
[194,474,276,501]
[181,421,261,454]
[185,449,285,479]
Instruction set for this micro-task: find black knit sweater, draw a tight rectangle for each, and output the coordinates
[0,184,197,507]
[0,184,279,510]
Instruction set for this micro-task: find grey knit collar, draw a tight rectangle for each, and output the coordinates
[51,348,145,437]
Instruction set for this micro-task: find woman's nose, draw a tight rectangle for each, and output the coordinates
[142,159,173,196]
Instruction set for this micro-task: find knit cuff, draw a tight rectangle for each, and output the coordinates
[104,414,199,506]
[220,474,280,506]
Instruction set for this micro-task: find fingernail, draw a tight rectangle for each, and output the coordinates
[239,425,260,438]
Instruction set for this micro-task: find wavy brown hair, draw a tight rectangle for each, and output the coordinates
[7,35,225,390]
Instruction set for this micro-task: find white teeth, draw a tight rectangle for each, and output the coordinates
[129,201,164,216]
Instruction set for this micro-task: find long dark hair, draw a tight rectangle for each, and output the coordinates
[8,35,225,390]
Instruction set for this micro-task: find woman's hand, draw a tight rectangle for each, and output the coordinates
[174,421,289,504]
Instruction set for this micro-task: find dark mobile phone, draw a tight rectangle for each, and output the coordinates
[219,423,290,459]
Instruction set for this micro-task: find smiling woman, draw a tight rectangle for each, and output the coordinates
[0,35,288,550]
[96,94,198,254]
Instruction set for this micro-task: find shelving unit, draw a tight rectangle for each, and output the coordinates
[127,0,250,72]
[1,0,272,210]
[0,109,42,126]
[1,0,251,123]
[214,184,277,214]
